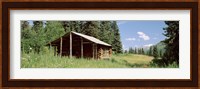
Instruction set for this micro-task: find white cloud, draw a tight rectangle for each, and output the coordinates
[125,38,136,41]
[122,45,125,49]
[137,32,150,40]
[143,44,153,47]
[122,45,128,51]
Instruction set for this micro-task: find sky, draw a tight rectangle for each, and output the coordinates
[27,20,167,50]
[116,21,166,51]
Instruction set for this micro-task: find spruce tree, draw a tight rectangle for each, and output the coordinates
[32,21,43,33]
[162,21,179,65]
[149,46,153,56]
[138,48,140,54]
[61,21,71,32]
[129,47,134,54]
[153,46,158,59]
[159,50,163,58]
[70,21,81,32]
[82,21,100,39]
[111,21,122,53]
[21,21,29,30]
[99,21,111,43]
[141,48,144,55]
[124,50,128,54]
[134,47,137,54]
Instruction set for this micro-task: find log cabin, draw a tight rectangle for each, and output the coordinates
[47,31,112,59]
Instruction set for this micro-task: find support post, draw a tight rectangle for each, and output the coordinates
[92,44,94,59]
[109,48,112,57]
[81,37,83,58]
[70,32,72,58]
[60,37,62,56]
[95,45,97,60]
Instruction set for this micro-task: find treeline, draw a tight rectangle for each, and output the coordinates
[146,46,163,59]
[21,21,122,54]
[125,21,179,66]
[126,47,145,55]
[126,45,163,59]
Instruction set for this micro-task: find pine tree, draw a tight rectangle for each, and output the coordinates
[138,48,140,54]
[61,21,71,32]
[128,48,131,53]
[82,21,100,39]
[99,21,111,43]
[111,21,122,53]
[21,21,32,39]
[149,46,153,56]
[159,50,163,58]
[141,48,144,55]
[129,47,134,53]
[124,50,128,54]
[134,47,137,54]
[21,21,29,30]
[32,21,43,33]
[79,21,85,33]
[139,48,141,54]
[153,46,158,59]
[61,21,82,33]
[70,21,81,32]
[162,21,179,65]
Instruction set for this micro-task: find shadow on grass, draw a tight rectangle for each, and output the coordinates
[108,58,178,68]
[108,58,147,68]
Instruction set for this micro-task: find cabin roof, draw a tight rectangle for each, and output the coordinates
[48,31,111,47]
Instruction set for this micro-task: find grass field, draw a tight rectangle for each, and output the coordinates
[21,52,177,68]
[111,54,154,68]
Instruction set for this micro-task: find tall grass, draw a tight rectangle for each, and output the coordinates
[21,52,130,68]
[21,50,178,68]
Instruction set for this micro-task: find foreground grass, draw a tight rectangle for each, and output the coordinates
[21,52,178,68]
[21,52,130,68]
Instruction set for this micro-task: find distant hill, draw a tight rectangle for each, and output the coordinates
[142,41,166,56]
[143,41,165,51]
[126,41,166,55]
[156,41,166,51]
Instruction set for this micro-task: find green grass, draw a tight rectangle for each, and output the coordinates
[112,54,153,64]
[21,52,178,68]
[110,54,154,68]
[21,52,130,68]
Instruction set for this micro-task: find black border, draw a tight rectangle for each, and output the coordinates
[2,2,198,87]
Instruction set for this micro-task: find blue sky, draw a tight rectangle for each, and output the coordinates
[117,21,166,51]
[27,20,166,50]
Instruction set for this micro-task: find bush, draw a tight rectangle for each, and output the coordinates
[149,58,178,68]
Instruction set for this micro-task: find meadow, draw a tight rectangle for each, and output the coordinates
[21,51,178,68]
[21,21,179,68]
